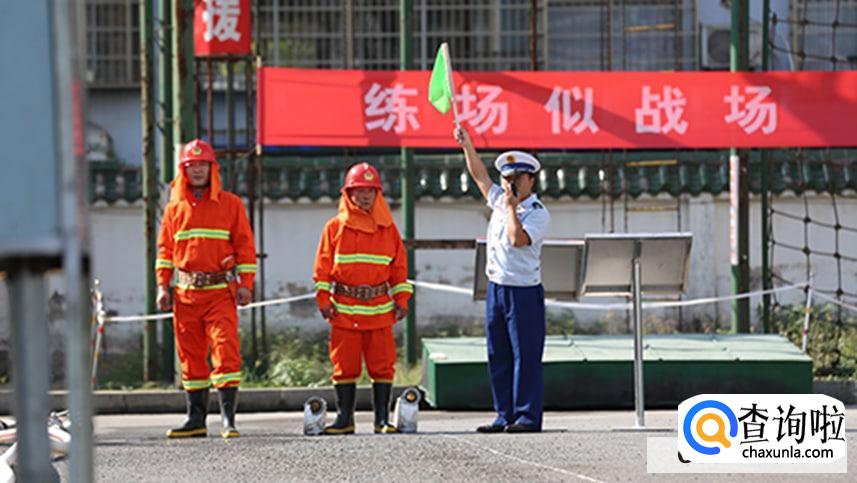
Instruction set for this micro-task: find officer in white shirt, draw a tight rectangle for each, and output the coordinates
[455,127,550,433]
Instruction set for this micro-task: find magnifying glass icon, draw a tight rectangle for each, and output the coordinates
[696,413,731,448]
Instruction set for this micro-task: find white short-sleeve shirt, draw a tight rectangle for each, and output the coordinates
[485,184,551,287]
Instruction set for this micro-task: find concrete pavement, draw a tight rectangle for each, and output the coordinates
[43,409,857,482]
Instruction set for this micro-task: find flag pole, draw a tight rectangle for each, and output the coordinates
[441,42,461,129]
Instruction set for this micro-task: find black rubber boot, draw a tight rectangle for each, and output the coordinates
[324,383,356,435]
[167,390,208,438]
[218,387,240,438]
[373,382,397,434]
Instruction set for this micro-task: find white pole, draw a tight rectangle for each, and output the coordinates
[441,42,461,129]
[91,280,107,388]
[801,277,814,353]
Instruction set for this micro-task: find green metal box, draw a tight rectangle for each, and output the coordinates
[421,334,812,409]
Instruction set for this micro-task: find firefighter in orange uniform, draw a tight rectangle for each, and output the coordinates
[313,162,413,434]
[155,139,256,439]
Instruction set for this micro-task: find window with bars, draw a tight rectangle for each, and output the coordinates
[255,0,545,70]
[256,0,345,68]
[545,0,697,71]
[254,0,697,72]
[84,0,696,88]
[85,0,857,89]
[85,0,141,88]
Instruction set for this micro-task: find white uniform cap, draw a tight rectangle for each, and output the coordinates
[493,151,541,177]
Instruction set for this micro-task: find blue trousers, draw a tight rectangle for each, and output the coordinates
[485,282,546,429]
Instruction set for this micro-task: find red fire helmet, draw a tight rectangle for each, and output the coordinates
[343,162,383,191]
[180,139,216,164]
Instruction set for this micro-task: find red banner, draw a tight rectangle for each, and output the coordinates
[257,67,857,149]
[194,0,251,57]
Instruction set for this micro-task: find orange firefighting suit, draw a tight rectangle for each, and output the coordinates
[156,161,256,392]
[313,192,413,384]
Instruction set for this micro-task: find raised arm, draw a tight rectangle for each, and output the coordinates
[454,127,493,200]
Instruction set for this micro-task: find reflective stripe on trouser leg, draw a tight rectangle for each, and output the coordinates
[485,282,514,426]
[206,293,242,388]
[330,326,363,384]
[506,284,545,430]
[362,326,396,383]
[174,298,213,391]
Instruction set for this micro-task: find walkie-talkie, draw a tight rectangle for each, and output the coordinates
[510,182,518,198]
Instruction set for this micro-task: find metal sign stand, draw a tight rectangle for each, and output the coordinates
[631,256,645,428]
[580,233,693,430]
[473,238,585,301]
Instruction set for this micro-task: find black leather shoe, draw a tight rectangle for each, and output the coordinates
[476,423,506,433]
[505,423,540,433]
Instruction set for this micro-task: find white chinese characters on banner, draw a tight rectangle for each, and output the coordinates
[457,85,509,135]
[635,85,688,134]
[202,0,242,42]
[724,85,777,134]
[544,86,599,135]
[364,83,421,134]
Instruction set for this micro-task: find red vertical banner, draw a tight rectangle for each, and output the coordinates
[194,0,252,57]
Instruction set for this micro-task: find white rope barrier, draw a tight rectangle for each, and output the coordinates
[643,282,808,309]
[103,312,172,323]
[810,290,857,314]
[101,292,317,323]
[98,279,855,325]
[411,279,809,311]
[240,292,317,309]
[408,279,473,296]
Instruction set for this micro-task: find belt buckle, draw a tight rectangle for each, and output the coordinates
[192,272,204,287]
[225,271,235,283]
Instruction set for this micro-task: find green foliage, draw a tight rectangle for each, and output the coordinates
[418,320,484,339]
[772,303,857,380]
[546,310,576,336]
[93,346,173,390]
[265,329,331,387]
[240,328,330,387]
[95,347,144,390]
[241,328,423,388]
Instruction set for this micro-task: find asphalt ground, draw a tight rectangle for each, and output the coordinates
[41,409,856,482]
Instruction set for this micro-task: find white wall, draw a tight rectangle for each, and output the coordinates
[2,192,847,355]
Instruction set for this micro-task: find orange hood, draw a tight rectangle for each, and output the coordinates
[337,188,393,234]
[170,161,223,203]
